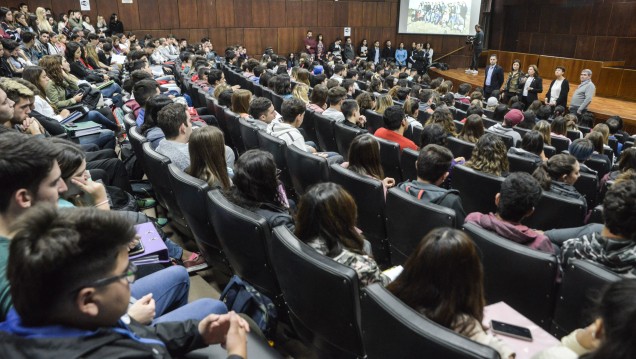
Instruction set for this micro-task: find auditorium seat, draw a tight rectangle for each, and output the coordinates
[385,188,456,265]
[238,118,260,150]
[334,121,366,160]
[363,109,385,134]
[463,222,558,330]
[551,259,620,338]
[550,136,570,154]
[285,143,329,196]
[361,284,500,359]
[452,165,504,215]
[167,164,232,280]
[301,109,319,145]
[404,125,423,148]
[314,113,338,152]
[223,108,245,154]
[206,189,281,301]
[523,191,586,230]
[574,172,599,209]
[446,136,475,161]
[269,226,365,359]
[257,131,294,198]
[329,164,390,266]
[400,148,419,181]
[374,135,403,183]
[507,153,540,174]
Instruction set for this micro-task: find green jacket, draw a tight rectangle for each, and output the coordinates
[45,79,79,110]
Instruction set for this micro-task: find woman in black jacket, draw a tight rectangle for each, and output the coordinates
[519,64,543,110]
[108,13,124,35]
[545,66,570,109]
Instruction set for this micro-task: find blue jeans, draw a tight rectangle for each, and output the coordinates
[130,266,227,324]
[86,110,118,132]
[77,129,116,149]
[99,83,124,107]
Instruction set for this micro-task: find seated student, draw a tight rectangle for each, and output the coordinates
[186,126,232,190]
[605,116,624,156]
[508,130,547,166]
[132,78,161,126]
[465,172,556,254]
[531,279,636,359]
[340,99,367,130]
[225,150,294,230]
[550,116,572,145]
[458,114,485,144]
[388,228,515,359]
[322,86,346,122]
[532,153,587,213]
[465,133,510,177]
[307,84,328,114]
[295,182,390,286]
[403,97,423,132]
[247,97,276,130]
[398,144,467,224]
[155,102,192,171]
[230,89,251,119]
[425,107,458,137]
[139,95,173,149]
[586,131,613,175]
[374,105,418,151]
[487,108,524,147]
[560,178,636,277]
[345,135,395,195]
[601,147,636,188]
[569,138,598,176]
[0,205,249,358]
[267,98,316,152]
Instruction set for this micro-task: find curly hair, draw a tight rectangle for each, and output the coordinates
[38,55,66,86]
[465,133,509,176]
[426,107,457,137]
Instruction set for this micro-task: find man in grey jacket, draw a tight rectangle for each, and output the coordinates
[569,69,596,116]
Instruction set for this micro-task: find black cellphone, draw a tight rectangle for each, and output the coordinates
[490,320,533,341]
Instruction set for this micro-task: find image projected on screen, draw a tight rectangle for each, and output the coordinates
[399,0,480,36]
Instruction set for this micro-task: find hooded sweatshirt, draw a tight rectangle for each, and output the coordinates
[465,212,555,254]
[398,180,466,225]
[266,120,307,152]
[548,181,587,214]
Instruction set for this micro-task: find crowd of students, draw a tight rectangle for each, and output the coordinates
[0,4,636,358]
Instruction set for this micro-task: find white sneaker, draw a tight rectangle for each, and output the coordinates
[472,70,478,75]
[465,69,472,73]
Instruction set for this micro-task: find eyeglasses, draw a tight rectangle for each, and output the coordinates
[84,262,137,290]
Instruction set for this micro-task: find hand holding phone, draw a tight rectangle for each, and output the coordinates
[490,320,533,341]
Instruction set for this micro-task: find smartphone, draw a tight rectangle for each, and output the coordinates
[490,320,533,341]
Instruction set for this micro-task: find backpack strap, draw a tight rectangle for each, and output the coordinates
[403,185,425,200]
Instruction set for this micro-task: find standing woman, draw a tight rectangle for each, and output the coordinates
[316,34,325,61]
[545,66,570,109]
[108,13,124,36]
[395,42,408,68]
[519,64,543,109]
[502,59,523,103]
[423,42,434,66]
[358,39,368,61]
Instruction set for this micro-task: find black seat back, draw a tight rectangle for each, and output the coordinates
[523,191,586,230]
[257,131,293,193]
[238,118,260,150]
[507,153,540,174]
[301,109,319,145]
[404,125,423,148]
[454,108,467,122]
[374,136,403,183]
[167,164,230,277]
[334,121,365,160]
[128,126,148,175]
[361,284,500,359]
[488,131,514,149]
[385,188,456,265]
[206,190,280,300]
[400,148,419,181]
[142,143,191,237]
[464,222,558,330]
[574,172,599,208]
[452,165,504,214]
[271,93,284,113]
[585,157,610,180]
[285,144,329,196]
[551,259,621,338]
[314,113,338,152]
[446,136,475,160]
[551,136,570,153]
[363,109,384,134]
[269,226,364,359]
[223,108,245,154]
[329,164,389,265]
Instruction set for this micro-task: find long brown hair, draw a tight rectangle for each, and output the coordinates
[388,228,486,336]
[532,153,578,190]
[230,89,251,115]
[186,126,231,190]
[347,134,384,180]
[459,114,484,143]
[38,55,66,87]
[426,107,457,137]
[295,183,365,257]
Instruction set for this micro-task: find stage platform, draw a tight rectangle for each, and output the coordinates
[430,68,636,133]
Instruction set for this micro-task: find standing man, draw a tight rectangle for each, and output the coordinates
[467,24,483,75]
[343,37,355,63]
[483,54,503,99]
[569,69,596,116]
[304,30,316,58]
